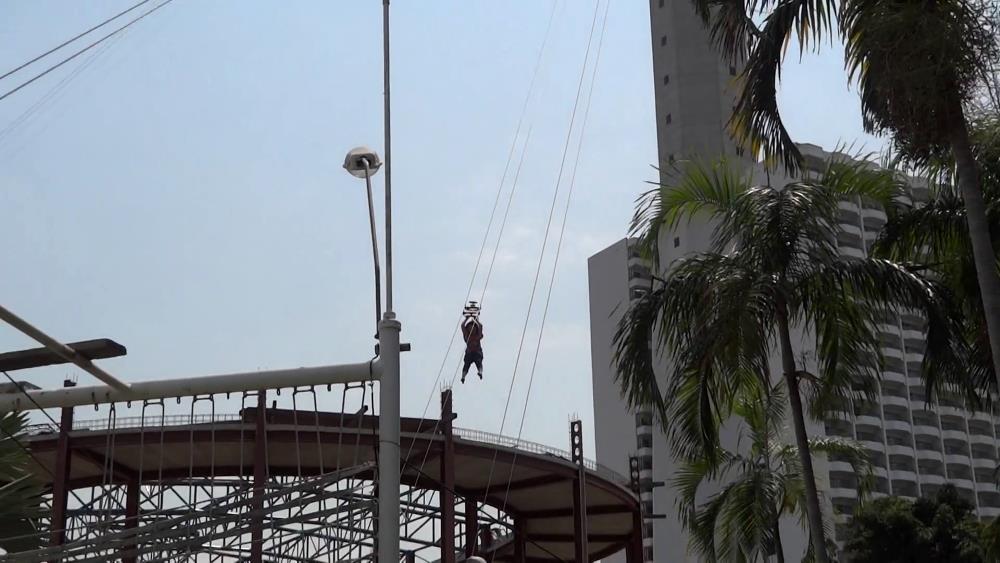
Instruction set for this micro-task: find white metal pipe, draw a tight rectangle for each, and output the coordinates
[0,361,379,412]
[377,312,400,563]
[0,304,130,391]
[382,0,393,313]
[364,159,383,331]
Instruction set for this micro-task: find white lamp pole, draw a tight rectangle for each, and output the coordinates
[346,1,399,559]
[378,1,400,561]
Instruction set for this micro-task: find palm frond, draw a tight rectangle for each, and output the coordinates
[630,159,750,267]
[730,0,838,170]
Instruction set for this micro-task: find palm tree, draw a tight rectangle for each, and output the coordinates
[0,411,44,554]
[674,381,872,562]
[873,115,1000,401]
[614,157,965,562]
[688,0,1000,395]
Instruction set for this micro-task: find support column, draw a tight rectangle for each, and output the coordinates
[625,510,643,563]
[49,379,75,552]
[570,420,589,563]
[440,390,456,563]
[122,480,140,563]
[251,391,266,563]
[513,518,527,563]
[464,499,478,558]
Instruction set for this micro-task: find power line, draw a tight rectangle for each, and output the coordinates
[0,0,175,104]
[0,0,154,82]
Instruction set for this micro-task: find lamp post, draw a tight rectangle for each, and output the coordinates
[343,147,384,330]
[343,3,399,561]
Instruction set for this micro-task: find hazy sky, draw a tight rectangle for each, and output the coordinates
[0,1,882,452]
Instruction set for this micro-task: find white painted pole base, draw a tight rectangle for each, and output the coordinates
[377,312,401,563]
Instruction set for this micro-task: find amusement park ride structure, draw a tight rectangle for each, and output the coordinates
[0,1,641,560]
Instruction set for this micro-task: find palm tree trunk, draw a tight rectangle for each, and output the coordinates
[949,100,1000,390]
[773,522,785,563]
[776,308,829,563]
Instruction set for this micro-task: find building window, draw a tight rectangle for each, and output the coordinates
[637,434,652,448]
[660,35,667,47]
[663,74,669,85]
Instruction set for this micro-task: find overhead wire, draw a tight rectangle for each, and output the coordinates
[479,0,605,508]
[498,0,611,523]
[0,0,154,82]
[0,0,176,103]
[0,31,124,149]
[403,0,560,478]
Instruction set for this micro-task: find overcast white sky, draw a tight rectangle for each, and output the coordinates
[0,1,882,452]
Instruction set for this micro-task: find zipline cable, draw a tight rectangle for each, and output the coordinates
[0,0,155,82]
[403,0,560,470]
[0,0,176,103]
[499,0,610,523]
[479,0,605,509]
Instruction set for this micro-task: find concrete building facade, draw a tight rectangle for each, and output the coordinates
[589,1,1000,561]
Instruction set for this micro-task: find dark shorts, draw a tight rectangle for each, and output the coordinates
[463,350,483,373]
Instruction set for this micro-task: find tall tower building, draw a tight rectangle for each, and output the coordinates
[589,2,1000,562]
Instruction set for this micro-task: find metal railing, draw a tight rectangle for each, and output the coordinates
[26,412,631,487]
[453,426,629,486]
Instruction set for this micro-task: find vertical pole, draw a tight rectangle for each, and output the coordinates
[378,313,402,563]
[513,518,527,563]
[251,391,266,563]
[382,0,393,312]
[122,480,140,563]
[464,499,478,558]
[49,379,75,552]
[570,420,588,563]
[440,390,456,563]
[626,510,643,563]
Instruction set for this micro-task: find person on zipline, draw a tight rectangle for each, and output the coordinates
[461,302,484,383]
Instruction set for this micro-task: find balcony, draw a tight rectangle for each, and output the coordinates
[970,433,995,447]
[887,444,915,457]
[830,487,859,500]
[942,429,970,442]
[882,347,904,361]
[976,481,998,493]
[829,461,855,474]
[881,395,910,409]
[920,473,945,485]
[883,419,913,433]
[949,477,976,491]
[840,246,866,259]
[882,370,907,385]
[980,506,1000,519]
[973,458,996,470]
[855,415,883,428]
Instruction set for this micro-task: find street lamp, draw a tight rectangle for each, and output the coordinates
[344,146,384,331]
[343,143,400,563]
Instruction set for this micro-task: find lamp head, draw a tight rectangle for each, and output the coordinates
[343,146,382,179]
